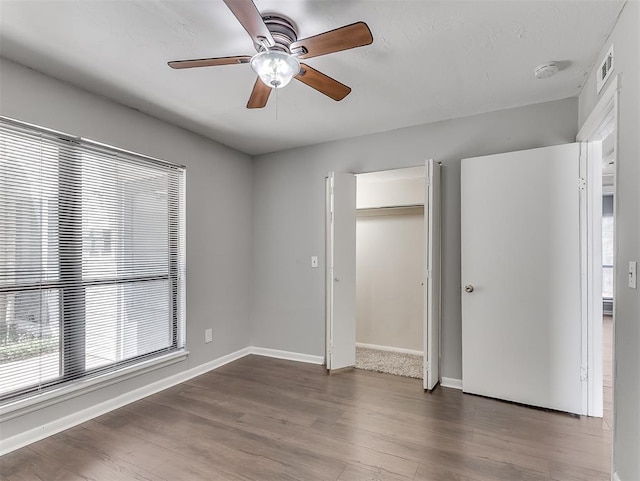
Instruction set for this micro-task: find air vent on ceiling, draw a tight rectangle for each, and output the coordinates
[596,45,614,94]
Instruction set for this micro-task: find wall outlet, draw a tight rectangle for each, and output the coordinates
[205,328,213,343]
[311,256,318,268]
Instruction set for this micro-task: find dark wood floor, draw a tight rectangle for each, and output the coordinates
[1,347,613,481]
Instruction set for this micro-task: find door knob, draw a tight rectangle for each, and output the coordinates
[464,285,474,293]
[334,277,339,282]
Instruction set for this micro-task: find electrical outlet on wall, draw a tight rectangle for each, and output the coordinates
[205,328,213,343]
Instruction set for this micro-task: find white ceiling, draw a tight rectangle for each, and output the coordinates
[0,0,625,155]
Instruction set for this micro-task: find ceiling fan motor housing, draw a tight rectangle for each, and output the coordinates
[260,15,298,53]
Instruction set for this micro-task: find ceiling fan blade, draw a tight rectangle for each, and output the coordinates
[290,22,373,60]
[222,0,275,48]
[168,56,251,69]
[247,77,272,108]
[295,64,351,101]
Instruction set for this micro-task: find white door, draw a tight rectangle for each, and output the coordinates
[424,159,441,390]
[325,172,356,370]
[461,143,585,415]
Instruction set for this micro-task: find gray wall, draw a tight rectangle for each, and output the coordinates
[0,58,254,439]
[356,209,425,351]
[252,97,578,380]
[578,3,640,479]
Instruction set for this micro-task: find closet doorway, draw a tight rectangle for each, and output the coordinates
[325,161,441,390]
[355,168,426,380]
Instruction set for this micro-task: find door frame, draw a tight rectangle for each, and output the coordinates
[424,160,441,390]
[325,176,332,369]
[325,161,441,388]
[577,74,621,418]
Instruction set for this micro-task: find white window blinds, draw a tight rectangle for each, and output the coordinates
[0,117,186,403]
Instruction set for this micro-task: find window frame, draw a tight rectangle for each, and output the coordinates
[0,116,187,417]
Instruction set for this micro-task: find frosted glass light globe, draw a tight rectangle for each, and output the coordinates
[250,51,300,89]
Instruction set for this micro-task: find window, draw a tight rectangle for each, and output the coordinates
[0,117,186,404]
[602,194,614,300]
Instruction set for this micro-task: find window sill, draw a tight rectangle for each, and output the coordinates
[0,350,189,422]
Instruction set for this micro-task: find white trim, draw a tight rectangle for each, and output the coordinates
[0,346,326,455]
[576,74,620,419]
[325,175,333,370]
[0,347,250,456]
[577,74,621,141]
[250,347,324,365]
[356,342,423,357]
[613,472,622,481]
[424,158,442,391]
[578,142,593,417]
[0,350,189,422]
[587,141,604,417]
[440,377,463,390]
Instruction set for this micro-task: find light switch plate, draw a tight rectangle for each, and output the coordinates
[205,328,213,343]
[629,261,637,289]
[311,256,318,268]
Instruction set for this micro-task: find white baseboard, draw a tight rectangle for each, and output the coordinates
[0,350,189,423]
[356,342,423,356]
[613,472,622,481]
[0,346,251,456]
[250,346,324,365]
[0,345,324,455]
[441,377,463,390]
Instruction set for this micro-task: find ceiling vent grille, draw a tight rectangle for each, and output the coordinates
[596,45,614,94]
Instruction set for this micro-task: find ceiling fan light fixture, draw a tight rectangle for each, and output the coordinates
[250,50,300,89]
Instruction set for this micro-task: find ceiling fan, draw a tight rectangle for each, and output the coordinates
[168,0,373,109]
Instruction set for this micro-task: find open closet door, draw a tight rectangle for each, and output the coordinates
[325,172,356,371]
[424,159,441,390]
